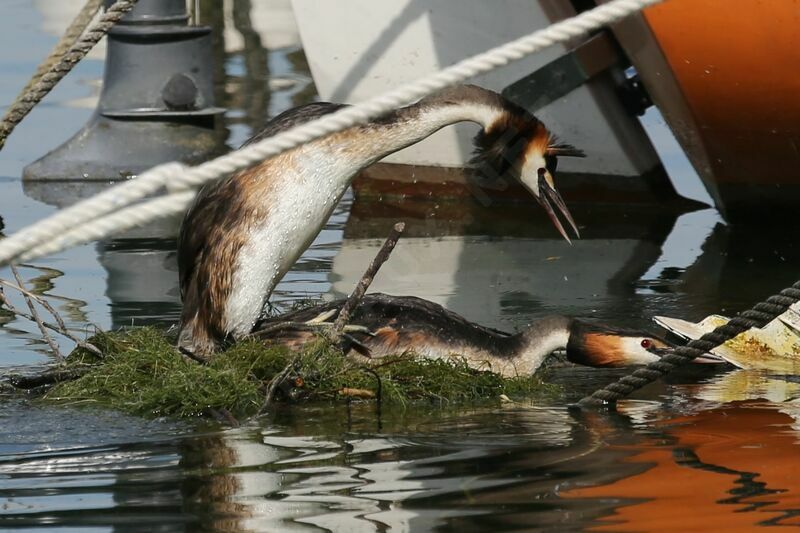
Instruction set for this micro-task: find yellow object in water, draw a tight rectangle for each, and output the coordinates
[654,303,800,373]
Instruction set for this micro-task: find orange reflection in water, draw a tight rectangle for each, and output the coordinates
[565,403,800,531]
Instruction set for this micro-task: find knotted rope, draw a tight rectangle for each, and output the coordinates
[0,0,138,150]
[579,282,800,406]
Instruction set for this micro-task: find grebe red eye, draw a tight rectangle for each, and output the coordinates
[640,339,652,349]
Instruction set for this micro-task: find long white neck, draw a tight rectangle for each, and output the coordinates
[510,316,572,373]
[347,102,505,167]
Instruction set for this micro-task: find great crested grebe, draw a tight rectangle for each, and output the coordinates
[252,294,682,376]
[177,85,585,357]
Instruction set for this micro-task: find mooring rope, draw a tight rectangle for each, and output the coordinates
[0,0,664,267]
[9,0,103,110]
[578,282,800,406]
[0,0,138,151]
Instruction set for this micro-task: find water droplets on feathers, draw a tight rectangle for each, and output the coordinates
[224,144,359,336]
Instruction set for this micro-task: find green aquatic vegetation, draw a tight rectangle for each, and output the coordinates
[45,327,558,419]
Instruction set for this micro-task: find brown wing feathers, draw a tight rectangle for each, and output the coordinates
[177,102,349,353]
[253,293,514,356]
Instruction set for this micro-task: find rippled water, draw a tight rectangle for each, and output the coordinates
[2,1,800,531]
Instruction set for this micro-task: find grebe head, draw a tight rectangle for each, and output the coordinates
[566,320,672,367]
[467,92,585,242]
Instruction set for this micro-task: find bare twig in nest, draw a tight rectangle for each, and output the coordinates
[3,279,69,332]
[254,223,404,416]
[258,358,298,415]
[333,221,405,332]
[178,348,210,365]
[1,291,48,327]
[0,276,102,357]
[360,366,383,406]
[10,265,62,359]
[0,292,70,339]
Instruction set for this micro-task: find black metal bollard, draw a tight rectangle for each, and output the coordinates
[23,0,227,182]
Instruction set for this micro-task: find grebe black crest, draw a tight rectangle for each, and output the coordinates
[177,85,585,357]
[252,294,681,377]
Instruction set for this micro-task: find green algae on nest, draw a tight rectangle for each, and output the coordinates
[45,327,558,419]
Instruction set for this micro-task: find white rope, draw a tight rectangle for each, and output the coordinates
[16,191,196,262]
[0,0,664,266]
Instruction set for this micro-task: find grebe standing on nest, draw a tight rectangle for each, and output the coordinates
[252,294,695,376]
[177,85,585,357]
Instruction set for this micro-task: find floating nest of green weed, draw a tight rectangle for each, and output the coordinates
[33,327,557,419]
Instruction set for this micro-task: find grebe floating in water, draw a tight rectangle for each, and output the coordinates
[177,85,584,357]
[252,294,685,376]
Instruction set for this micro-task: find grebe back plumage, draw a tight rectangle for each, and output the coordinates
[177,85,584,357]
[252,294,676,377]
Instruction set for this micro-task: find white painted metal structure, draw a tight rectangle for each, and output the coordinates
[292,0,661,178]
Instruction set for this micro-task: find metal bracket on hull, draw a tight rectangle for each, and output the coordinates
[502,32,633,112]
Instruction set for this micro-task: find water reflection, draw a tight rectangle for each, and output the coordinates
[681,219,800,312]
[331,200,694,331]
[0,403,628,530]
[8,398,800,531]
[22,180,185,330]
[564,403,800,530]
[3,352,800,530]
[687,370,800,404]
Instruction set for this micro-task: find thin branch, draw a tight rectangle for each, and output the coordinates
[258,358,297,415]
[0,293,79,343]
[10,266,62,359]
[0,290,56,330]
[1,279,69,334]
[255,222,404,416]
[0,277,102,356]
[333,221,405,332]
[359,365,383,407]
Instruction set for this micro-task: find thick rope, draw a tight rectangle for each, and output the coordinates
[7,0,103,113]
[578,283,800,407]
[0,0,137,151]
[0,0,664,267]
[16,191,196,262]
